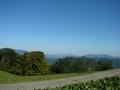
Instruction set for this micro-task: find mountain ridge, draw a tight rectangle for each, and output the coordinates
[14,49,27,55]
[13,49,120,59]
[1,49,120,66]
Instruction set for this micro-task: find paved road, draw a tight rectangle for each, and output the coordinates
[0,68,120,90]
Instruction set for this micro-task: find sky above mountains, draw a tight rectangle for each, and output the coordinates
[0,0,120,56]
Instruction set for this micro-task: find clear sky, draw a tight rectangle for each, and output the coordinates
[0,0,120,56]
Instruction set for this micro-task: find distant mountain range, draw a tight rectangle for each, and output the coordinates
[14,49,27,55]
[85,54,113,58]
[14,49,120,59]
[11,49,120,67]
[1,48,120,67]
[45,54,120,59]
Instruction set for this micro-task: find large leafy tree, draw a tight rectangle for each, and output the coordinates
[8,54,23,75]
[73,57,95,72]
[22,51,49,75]
[51,56,75,73]
[51,56,96,73]
[0,48,49,76]
[0,48,18,70]
[96,59,114,71]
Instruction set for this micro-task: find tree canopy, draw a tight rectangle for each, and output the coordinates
[96,59,114,71]
[0,48,49,75]
[22,51,49,75]
[50,56,96,73]
[0,48,19,71]
[0,48,115,75]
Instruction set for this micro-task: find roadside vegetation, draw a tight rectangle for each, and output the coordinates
[0,48,115,84]
[37,75,120,90]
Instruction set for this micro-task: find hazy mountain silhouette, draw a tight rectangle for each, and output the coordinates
[14,49,119,58]
[85,54,113,58]
[13,49,120,66]
[14,49,27,55]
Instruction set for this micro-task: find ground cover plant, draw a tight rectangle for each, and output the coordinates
[37,75,120,90]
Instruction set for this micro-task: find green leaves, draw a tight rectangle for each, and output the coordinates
[51,56,95,73]
[38,75,120,90]
[22,51,49,76]
[0,48,19,71]
[0,48,49,76]
[96,59,114,71]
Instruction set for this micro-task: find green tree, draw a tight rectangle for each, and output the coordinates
[51,56,95,73]
[8,54,23,75]
[0,48,18,71]
[22,51,49,75]
[51,56,75,73]
[73,57,95,72]
[96,59,114,71]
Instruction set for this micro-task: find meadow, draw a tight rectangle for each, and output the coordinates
[0,71,94,84]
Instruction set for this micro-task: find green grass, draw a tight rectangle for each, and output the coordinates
[0,71,94,84]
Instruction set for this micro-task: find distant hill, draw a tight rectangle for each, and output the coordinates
[13,49,120,66]
[14,49,27,55]
[13,49,120,59]
[45,54,120,65]
[85,54,113,58]
[113,56,120,59]
[45,54,67,59]
[45,54,120,59]
[46,58,58,65]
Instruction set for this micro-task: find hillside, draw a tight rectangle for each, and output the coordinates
[13,49,120,67]
[14,49,27,55]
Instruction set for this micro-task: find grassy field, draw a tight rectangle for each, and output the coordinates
[0,71,94,84]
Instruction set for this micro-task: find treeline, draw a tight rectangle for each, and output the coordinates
[0,48,49,75]
[50,56,114,74]
[0,48,114,76]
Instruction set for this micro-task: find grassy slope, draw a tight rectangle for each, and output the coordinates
[0,71,94,84]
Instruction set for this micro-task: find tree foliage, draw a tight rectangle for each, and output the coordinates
[73,57,95,73]
[0,48,18,70]
[0,48,115,75]
[40,75,120,90]
[51,57,75,73]
[51,56,96,73]
[96,59,114,71]
[22,51,49,75]
[0,48,49,75]
[50,56,114,73]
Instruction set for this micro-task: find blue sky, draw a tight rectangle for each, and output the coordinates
[0,0,120,56]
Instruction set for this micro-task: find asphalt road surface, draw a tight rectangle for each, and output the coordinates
[0,68,120,90]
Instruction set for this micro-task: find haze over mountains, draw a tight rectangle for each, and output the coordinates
[13,49,120,68]
[14,49,120,59]
[0,48,118,68]
[14,49,27,55]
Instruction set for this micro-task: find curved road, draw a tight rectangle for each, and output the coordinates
[0,68,120,90]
